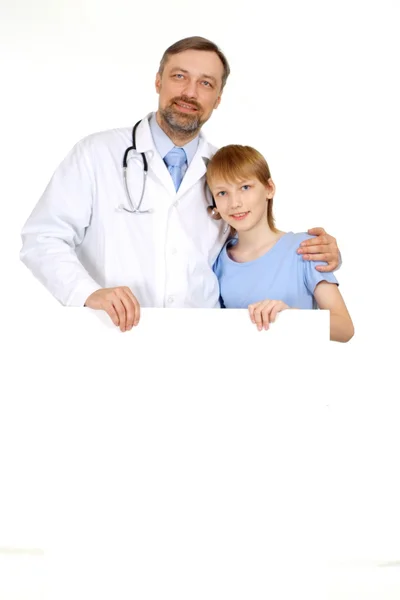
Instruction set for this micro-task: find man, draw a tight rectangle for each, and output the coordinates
[20,36,340,332]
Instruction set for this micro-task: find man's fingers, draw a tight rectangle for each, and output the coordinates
[298,244,331,255]
[298,237,329,250]
[120,295,135,330]
[112,296,127,331]
[300,253,332,262]
[307,227,326,237]
[105,302,120,327]
[120,290,138,329]
[316,264,338,272]
[122,287,141,326]
[301,253,339,270]
[84,287,141,331]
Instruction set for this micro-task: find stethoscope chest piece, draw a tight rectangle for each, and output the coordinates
[207,205,222,220]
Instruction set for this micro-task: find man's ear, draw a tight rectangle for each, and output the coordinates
[266,178,276,199]
[155,72,161,94]
[214,94,222,109]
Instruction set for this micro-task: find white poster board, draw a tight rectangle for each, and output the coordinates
[1,306,331,599]
[2,307,400,598]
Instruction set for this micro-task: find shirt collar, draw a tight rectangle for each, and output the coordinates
[149,112,199,165]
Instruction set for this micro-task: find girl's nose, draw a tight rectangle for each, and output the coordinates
[230,194,243,208]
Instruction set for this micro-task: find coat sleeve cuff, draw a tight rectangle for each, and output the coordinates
[65,280,102,307]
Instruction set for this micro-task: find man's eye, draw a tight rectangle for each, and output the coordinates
[174,74,184,79]
[202,81,212,87]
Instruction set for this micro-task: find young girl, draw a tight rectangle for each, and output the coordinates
[207,145,354,342]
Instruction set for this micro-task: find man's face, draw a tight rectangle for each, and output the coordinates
[155,50,224,135]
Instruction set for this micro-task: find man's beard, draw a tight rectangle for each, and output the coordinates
[160,97,204,135]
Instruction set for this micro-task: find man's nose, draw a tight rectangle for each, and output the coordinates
[182,78,198,99]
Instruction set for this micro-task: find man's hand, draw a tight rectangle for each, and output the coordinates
[248,299,290,331]
[297,227,340,272]
[84,287,140,332]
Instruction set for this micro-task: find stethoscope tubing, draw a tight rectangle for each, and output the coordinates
[120,120,151,214]
[120,117,217,216]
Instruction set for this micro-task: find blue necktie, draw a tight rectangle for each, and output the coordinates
[164,147,187,191]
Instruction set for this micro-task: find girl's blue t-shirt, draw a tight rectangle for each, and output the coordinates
[212,232,338,309]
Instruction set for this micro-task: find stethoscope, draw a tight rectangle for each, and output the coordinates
[118,120,151,214]
[117,118,221,219]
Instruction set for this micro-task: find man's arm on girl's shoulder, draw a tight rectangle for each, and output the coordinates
[314,281,354,342]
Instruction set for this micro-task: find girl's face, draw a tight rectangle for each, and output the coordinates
[209,177,275,232]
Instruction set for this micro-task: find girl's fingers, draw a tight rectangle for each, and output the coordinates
[269,302,287,323]
[249,300,289,331]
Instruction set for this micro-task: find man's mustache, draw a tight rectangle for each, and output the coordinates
[170,96,202,111]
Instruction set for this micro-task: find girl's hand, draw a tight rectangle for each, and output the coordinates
[248,299,290,331]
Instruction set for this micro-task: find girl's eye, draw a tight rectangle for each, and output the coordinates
[241,185,250,191]
[217,191,226,197]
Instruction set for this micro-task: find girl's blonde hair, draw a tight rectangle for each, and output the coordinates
[206,145,277,232]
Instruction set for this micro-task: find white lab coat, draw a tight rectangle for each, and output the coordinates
[20,113,230,308]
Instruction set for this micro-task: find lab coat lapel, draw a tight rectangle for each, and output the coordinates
[134,113,176,195]
[134,116,215,197]
[176,135,215,198]
[149,151,178,195]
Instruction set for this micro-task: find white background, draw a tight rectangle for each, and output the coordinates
[1,0,400,598]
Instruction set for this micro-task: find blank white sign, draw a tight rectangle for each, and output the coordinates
[1,306,331,599]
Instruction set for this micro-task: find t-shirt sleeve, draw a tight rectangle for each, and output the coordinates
[303,259,339,295]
